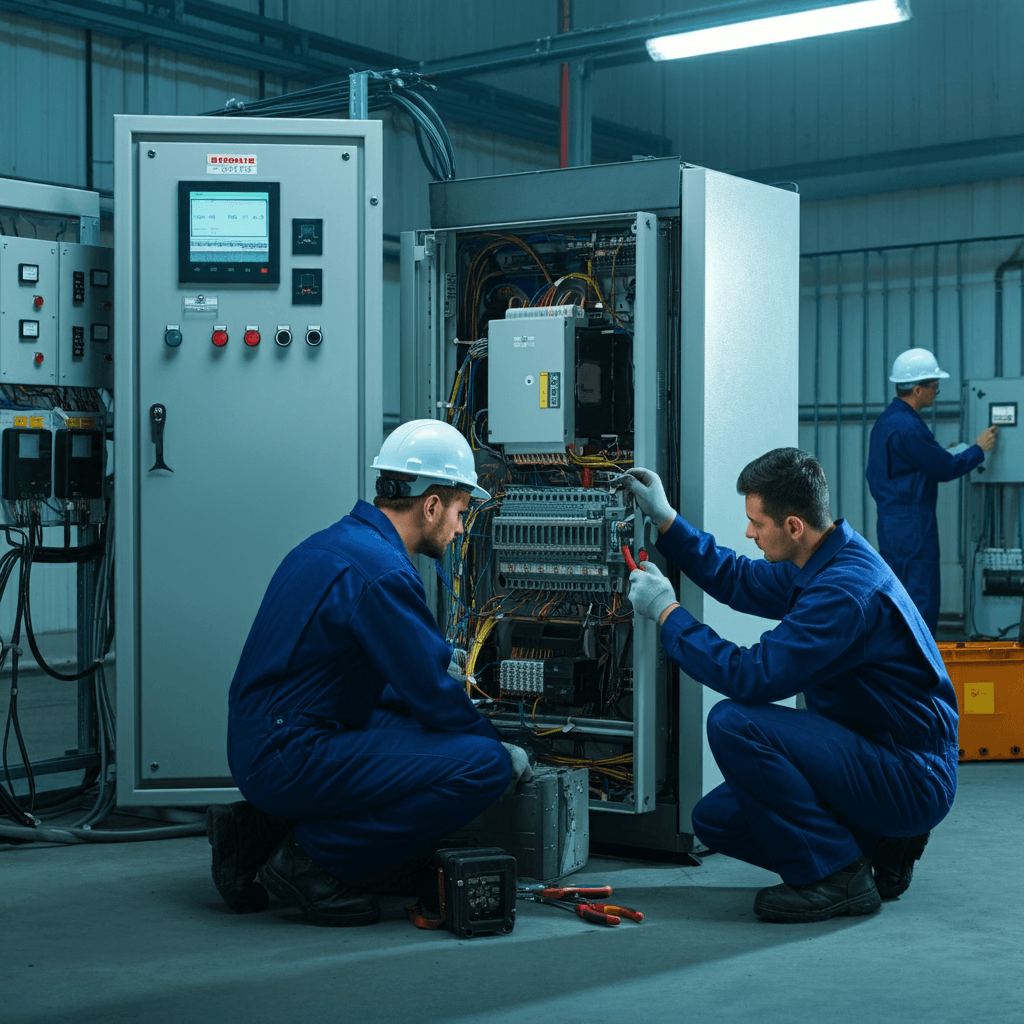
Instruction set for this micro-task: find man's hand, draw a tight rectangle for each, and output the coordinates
[628,563,679,625]
[501,743,534,784]
[976,425,999,452]
[619,468,676,532]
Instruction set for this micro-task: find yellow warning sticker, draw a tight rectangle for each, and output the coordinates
[14,416,27,427]
[81,418,95,429]
[29,416,44,428]
[964,682,995,715]
[67,418,80,428]
[539,372,549,409]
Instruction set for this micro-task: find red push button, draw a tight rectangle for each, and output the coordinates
[244,330,260,347]
[33,295,44,308]
[34,352,44,365]
[212,329,228,347]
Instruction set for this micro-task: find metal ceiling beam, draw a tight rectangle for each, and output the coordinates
[0,0,671,162]
[739,133,1024,200]
[0,0,356,79]
[415,0,863,79]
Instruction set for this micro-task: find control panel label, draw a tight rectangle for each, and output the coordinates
[206,154,258,175]
[29,416,44,428]
[183,295,219,316]
[540,371,561,409]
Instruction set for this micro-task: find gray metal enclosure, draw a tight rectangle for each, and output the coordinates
[114,115,382,806]
[402,159,799,852]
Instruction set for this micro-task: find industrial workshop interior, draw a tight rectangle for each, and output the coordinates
[1,1,1022,1022]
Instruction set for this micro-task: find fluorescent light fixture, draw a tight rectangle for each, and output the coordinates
[647,0,910,61]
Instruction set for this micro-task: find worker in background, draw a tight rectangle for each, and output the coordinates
[621,450,958,924]
[206,420,529,926]
[866,347,998,634]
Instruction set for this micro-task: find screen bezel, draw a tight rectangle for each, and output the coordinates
[178,180,280,284]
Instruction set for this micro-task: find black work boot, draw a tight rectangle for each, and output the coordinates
[872,832,930,900]
[753,855,882,923]
[206,801,293,913]
[259,833,381,927]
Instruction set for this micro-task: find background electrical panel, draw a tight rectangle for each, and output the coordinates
[115,116,383,806]
[965,377,1024,483]
[58,243,114,389]
[0,237,59,383]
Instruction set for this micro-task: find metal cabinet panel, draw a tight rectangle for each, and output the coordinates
[0,237,59,383]
[115,116,383,803]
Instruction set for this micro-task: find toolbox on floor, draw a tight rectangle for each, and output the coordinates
[937,641,1024,761]
[452,765,589,881]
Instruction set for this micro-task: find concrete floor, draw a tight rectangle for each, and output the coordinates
[2,762,1022,1024]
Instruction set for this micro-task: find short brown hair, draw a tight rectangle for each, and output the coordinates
[373,471,466,514]
[736,448,833,532]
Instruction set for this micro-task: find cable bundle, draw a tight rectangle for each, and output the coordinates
[205,69,457,182]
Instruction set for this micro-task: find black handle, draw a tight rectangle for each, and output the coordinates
[149,403,172,473]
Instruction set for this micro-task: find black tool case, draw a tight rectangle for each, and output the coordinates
[421,847,517,938]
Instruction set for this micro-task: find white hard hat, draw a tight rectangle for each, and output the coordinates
[372,419,490,501]
[889,348,951,384]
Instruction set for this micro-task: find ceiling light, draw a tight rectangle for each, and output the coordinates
[646,0,910,61]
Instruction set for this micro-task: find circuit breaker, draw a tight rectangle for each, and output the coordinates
[964,377,1024,483]
[115,116,382,805]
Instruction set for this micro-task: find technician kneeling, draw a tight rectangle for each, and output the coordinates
[207,420,522,926]
[621,449,958,924]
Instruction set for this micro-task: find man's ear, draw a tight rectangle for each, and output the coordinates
[421,493,442,522]
[786,515,805,540]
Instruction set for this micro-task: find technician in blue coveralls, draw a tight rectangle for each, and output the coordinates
[621,450,959,923]
[205,420,528,927]
[866,347,998,634]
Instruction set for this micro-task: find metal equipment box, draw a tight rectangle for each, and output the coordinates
[938,641,1024,761]
[453,765,589,881]
[964,377,1024,483]
[487,314,575,453]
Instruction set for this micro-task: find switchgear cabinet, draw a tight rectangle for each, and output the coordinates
[401,159,799,853]
[115,116,383,805]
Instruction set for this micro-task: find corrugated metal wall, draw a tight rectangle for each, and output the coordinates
[2,0,1023,628]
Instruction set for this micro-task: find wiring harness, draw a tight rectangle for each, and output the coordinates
[205,69,457,181]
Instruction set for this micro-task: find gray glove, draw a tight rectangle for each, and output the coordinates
[628,562,678,623]
[501,742,534,784]
[619,468,676,529]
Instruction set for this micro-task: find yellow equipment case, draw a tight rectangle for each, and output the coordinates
[937,642,1024,761]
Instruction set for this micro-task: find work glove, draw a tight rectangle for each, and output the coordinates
[618,468,676,529]
[447,648,468,682]
[501,742,534,784]
[628,562,678,624]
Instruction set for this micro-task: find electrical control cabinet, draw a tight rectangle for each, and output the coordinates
[964,377,1024,483]
[115,116,382,805]
[58,243,114,388]
[402,159,799,853]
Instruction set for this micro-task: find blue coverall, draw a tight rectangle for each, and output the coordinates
[866,398,984,633]
[657,516,959,885]
[227,500,512,884]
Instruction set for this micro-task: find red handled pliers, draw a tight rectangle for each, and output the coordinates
[622,546,648,572]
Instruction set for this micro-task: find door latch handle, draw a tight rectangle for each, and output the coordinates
[149,403,172,473]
